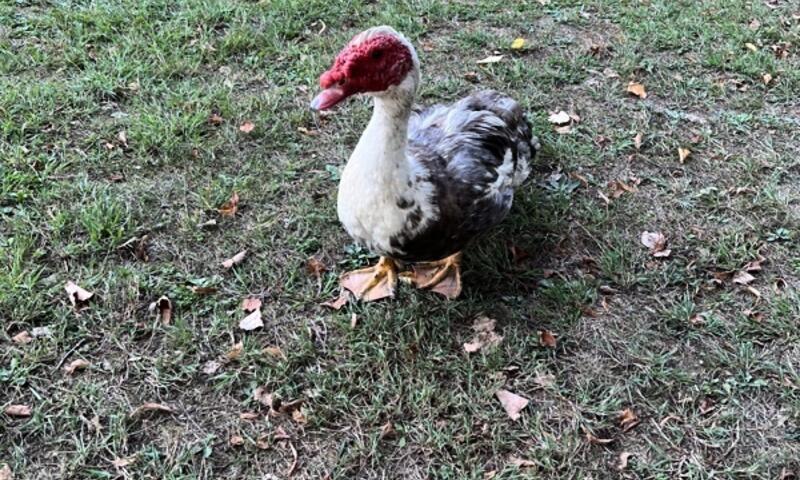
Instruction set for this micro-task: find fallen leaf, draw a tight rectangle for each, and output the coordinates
[618,452,633,470]
[256,434,270,450]
[63,359,90,375]
[65,281,94,309]
[218,191,240,217]
[5,405,32,417]
[554,124,572,134]
[495,389,529,420]
[111,456,137,469]
[239,309,264,331]
[547,111,571,125]
[0,464,11,480]
[745,42,758,52]
[539,329,557,348]
[296,126,320,136]
[699,398,715,415]
[763,73,773,85]
[774,277,787,293]
[640,231,670,257]
[202,360,221,375]
[222,250,248,269]
[748,19,761,30]
[239,121,255,133]
[484,471,497,480]
[130,402,174,418]
[208,112,223,125]
[134,235,149,261]
[476,54,504,64]
[263,346,285,359]
[744,256,765,272]
[241,297,262,312]
[239,412,259,420]
[306,257,327,278]
[148,296,172,324]
[464,316,503,353]
[321,290,350,310]
[274,426,291,440]
[509,457,536,468]
[225,341,244,361]
[253,386,274,407]
[634,132,643,150]
[291,408,307,424]
[198,218,217,228]
[609,179,638,198]
[659,414,681,426]
[117,130,128,147]
[585,430,614,445]
[379,421,395,440]
[733,271,756,285]
[511,38,526,50]
[12,331,32,344]
[626,81,647,99]
[350,313,358,329]
[229,435,244,446]
[286,441,299,476]
[618,408,639,432]
[678,147,691,163]
[190,286,218,295]
[745,286,762,299]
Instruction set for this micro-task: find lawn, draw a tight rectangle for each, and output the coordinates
[2,0,799,478]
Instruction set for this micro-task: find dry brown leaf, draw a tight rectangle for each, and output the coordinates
[218,191,240,217]
[149,296,172,324]
[618,408,639,432]
[241,297,262,312]
[609,179,638,198]
[63,359,90,375]
[12,331,32,344]
[286,441,299,476]
[256,434,270,450]
[190,286,218,295]
[640,231,670,257]
[464,316,503,353]
[225,341,244,361]
[744,256,765,272]
[5,404,32,417]
[239,309,264,331]
[626,82,647,99]
[229,435,245,446]
[296,126,320,136]
[495,389,529,421]
[291,408,307,424]
[0,464,11,480]
[208,112,223,125]
[253,386,274,407]
[534,373,556,388]
[263,346,285,359]
[239,121,255,133]
[202,360,221,375]
[763,73,773,85]
[618,452,633,470]
[321,290,350,310]
[554,124,572,135]
[509,457,536,468]
[306,257,327,278]
[239,411,259,420]
[111,456,137,469]
[65,281,94,309]
[733,271,756,285]
[585,431,614,445]
[678,147,691,163]
[634,132,643,150]
[379,421,395,440]
[222,250,248,269]
[547,111,571,125]
[274,426,291,440]
[476,54,504,64]
[746,285,762,299]
[539,329,557,348]
[130,402,174,418]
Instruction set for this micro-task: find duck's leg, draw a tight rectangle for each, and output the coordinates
[402,252,463,299]
[340,256,398,302]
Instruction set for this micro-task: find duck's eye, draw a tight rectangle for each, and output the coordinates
[371,49,383,60]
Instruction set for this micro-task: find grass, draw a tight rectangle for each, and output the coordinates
[2,0,799,478]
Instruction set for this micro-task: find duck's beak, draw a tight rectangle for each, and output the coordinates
[310,86,347,111]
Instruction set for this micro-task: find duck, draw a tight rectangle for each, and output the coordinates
[311,26,538,301]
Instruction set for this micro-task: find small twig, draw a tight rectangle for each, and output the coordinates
[54,338,90,371]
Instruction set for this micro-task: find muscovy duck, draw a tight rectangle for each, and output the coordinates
[311,26,538,301]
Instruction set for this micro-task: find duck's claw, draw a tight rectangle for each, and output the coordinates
[340,256,398,302]
[404,252,463,300]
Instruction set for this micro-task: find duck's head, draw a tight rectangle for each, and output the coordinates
[311,26,419,111]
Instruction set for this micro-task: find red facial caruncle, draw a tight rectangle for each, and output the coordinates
[311,34,413,110]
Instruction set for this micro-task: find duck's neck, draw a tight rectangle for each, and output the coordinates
[346,75,417,192]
